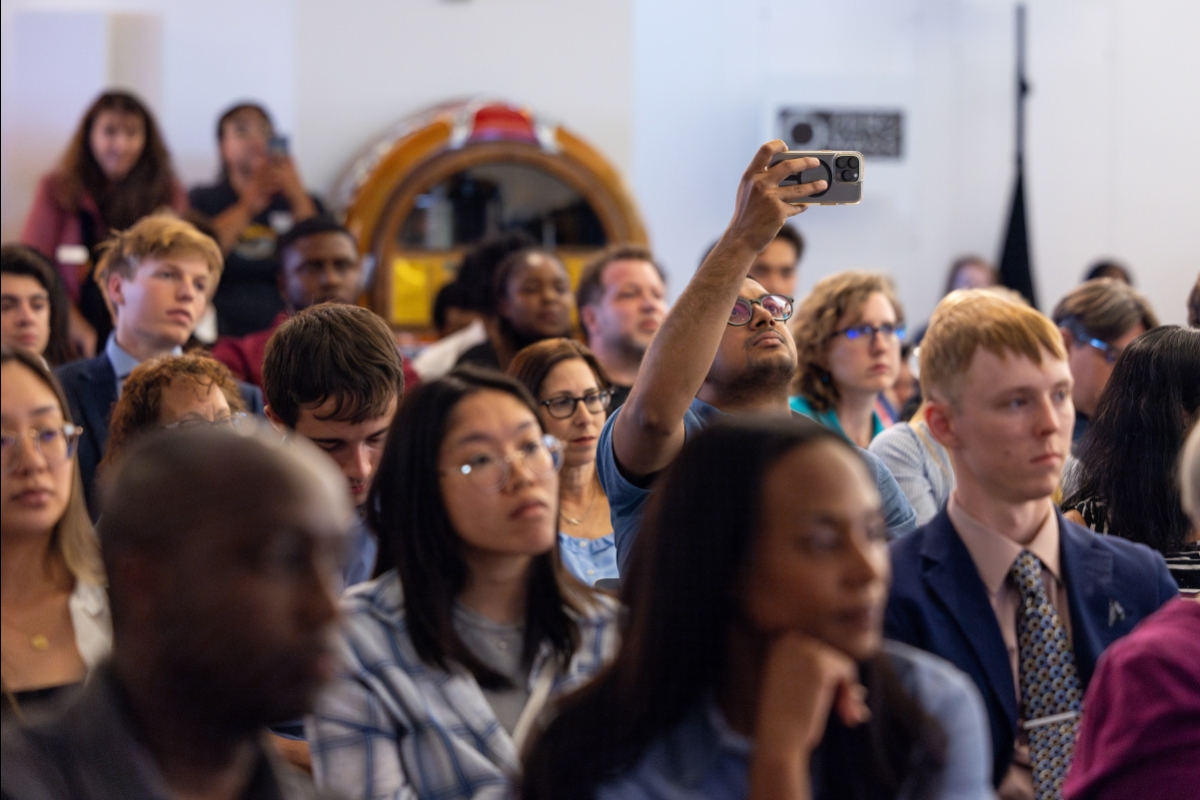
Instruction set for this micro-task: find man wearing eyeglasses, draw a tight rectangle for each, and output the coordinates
[597,142,916,571]
[1051,279,1158,449]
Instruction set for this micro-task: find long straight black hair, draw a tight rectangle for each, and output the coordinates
[522,416,945,800]
[368,366,598,688]
[1065,325,1200,554]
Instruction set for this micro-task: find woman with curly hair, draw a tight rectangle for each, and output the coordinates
[21,91,188,353]
[789,271,905,447]
[98,353,248,477]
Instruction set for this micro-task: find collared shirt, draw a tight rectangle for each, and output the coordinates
[869,419,956,526]
[595,641,996,800]
[0,665,325,800]
[597,397,918,571]
[558,532,619,586]
[341,515,378,592]
[104,334,182,396]
[68,581,112,671]
[948,495,1069,800]
[789,394,887,443]
[307,569,620,800]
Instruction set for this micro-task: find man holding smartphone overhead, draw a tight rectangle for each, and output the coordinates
[189,103,322,337]
[596,141,916,571]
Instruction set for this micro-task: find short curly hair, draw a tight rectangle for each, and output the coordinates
[101,353,246,473]
[789,271,903,412]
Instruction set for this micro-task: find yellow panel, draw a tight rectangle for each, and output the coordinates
[391,256,454,328]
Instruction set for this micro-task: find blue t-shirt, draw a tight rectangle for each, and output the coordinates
[596,397,917,571]
[594,641,994,800]
[559,532,619,586]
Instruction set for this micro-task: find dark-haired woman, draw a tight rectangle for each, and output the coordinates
[524,417,992,800]
[307,367,618,798]
[21,91,187,353]
[510,338,617,586]
[1,245,75,366]
[1063,325,1200,589]
[456,247,576,372]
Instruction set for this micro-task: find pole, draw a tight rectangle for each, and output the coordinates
[1016,4,1028,166]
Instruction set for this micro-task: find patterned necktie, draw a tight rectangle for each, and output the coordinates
[1011,550,1082,800]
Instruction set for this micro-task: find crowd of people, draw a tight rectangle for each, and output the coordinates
[2,92,1199,800]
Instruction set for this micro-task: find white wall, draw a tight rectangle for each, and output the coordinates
[3,0,1195,324]
[632,0,1199,325]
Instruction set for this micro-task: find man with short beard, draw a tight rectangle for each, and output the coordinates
[598,142,916,570]
[576,244,669,411]
[1,426,352,799]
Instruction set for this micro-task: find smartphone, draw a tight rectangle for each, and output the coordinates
[770,150,863,205]
[268,134,290,157]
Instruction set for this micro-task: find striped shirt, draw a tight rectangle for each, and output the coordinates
[307,569,620,800]
[869,420,955,527]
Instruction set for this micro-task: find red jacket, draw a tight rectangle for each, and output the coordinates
[20,173,188,302]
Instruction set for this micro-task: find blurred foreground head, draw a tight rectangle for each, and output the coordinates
[99,423,353,732]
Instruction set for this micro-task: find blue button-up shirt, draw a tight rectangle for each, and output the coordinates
[558,532,619,586]
[595,641,996,800]
[105,334,182,396]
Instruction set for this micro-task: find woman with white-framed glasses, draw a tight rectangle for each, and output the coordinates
[307,366,618,800]
[1,346,109,719]
[789,271,906,448]
[509,338,618,586]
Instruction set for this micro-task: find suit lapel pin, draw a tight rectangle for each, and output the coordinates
[1108,599,1127,627]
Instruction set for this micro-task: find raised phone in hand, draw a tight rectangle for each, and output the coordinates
[771,151,863,205]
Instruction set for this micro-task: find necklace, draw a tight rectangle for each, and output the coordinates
[1,617,51,651]
[559,483,599,527]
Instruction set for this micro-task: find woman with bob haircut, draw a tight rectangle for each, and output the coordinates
[21,91,187,352]
[790,271,905,447]
[1063,325,1200,588]
[509,338,617,586]
[98,353,249,477]
[1,346,109,719]
[1,245,75,366]
[307,366,618,799]
[523,416,993,800]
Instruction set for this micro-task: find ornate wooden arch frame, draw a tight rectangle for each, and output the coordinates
[336,103,648,330]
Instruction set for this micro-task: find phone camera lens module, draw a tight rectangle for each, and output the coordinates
[841,169,859,182]
[835,156,849,169]
[847,156,859,169]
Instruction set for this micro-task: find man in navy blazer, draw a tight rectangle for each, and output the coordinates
[884,291,1176,796]
[55,216,262,512]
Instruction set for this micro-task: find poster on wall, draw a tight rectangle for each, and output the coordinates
[777,107,904,159]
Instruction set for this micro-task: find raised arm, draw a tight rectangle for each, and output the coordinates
[612,141,825,477]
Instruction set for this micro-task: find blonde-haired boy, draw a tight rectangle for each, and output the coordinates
[57,215,260,512]
[886,290,1176,797]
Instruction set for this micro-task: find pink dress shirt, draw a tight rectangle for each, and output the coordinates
[948,495,1071,800]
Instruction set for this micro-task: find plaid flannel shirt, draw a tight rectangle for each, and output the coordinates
[307,569,620,800]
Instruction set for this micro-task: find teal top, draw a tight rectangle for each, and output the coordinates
[789,394,885,443]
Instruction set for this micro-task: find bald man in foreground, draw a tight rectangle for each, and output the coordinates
[1,426,353,800]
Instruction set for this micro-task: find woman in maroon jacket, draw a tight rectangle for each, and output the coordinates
[21,91,187,356]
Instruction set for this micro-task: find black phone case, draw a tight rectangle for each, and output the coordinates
[771,151,863,205]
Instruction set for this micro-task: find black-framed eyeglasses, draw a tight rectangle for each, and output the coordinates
[0,423,83,476]
[834,323,906,343]
[539,391,612,419]
[1065,320,1123,364]
[162,412,250,431]
[729,294,794,326]
[441,434,564,491]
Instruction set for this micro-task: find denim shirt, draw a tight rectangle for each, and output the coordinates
[597,397,917,570]
[596,641,996,800]
[558,532,619,586]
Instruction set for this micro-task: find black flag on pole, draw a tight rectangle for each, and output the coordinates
[999,167,1036,306]
[998,4,1037,307]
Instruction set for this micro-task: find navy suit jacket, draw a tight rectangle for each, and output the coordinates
[885,506,1177,787]
[56,354,264,515]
